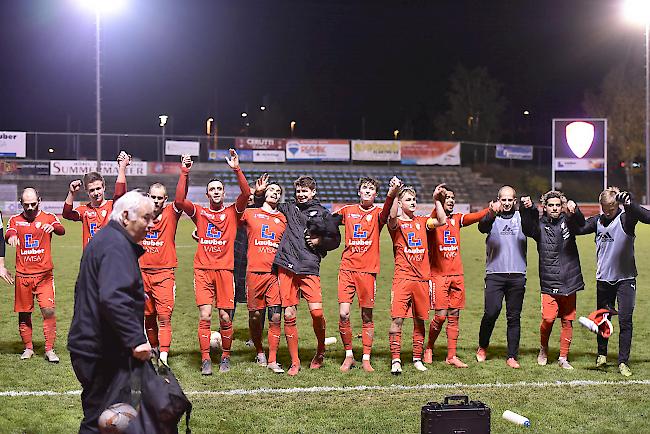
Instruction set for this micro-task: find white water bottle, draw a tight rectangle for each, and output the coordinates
[502,410,530,427]
[324,336,337,345]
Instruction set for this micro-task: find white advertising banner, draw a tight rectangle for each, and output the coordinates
[253,150,286,162]
[50,160,148,176]
[554,158,605,172]
[351,140,401,161]
[0,131,26,158]
[165,140,200,156]
[285,139,350,161]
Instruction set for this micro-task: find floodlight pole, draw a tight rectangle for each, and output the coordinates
[95,9,102,171]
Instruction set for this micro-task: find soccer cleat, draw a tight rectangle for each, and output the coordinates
[255,353,268,367]
[267,362,285,374]
[361,359,374,372]
[391,359,402,375]
[159,351,169,366]
[310,352,325,369]
[20,348,34,360]
[44,350,60,363]
[506,358,520,369]
[423,348,433,364]
[557,357,574,370]
[287,364,301,376]
[596,355,607,368]
[445,356,468,368]
[476,347,487,362]
[219,357,231,373]
[413,360,428,372]
[340,356,356,372]
[201,359,213,376]
[619,363,632,377]
[537,347,548,366]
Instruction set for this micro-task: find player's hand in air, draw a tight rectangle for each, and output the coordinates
[521,196,533,209]
[7,235,19,248]
[489,200,502,214]
[117,151,131,168]
[566,200,577,215]
[254,173,270,195]
[181,154,193,169]
[388,176,403,198]
[616,191,631,206]
[69,180,82,195]
[226,149,240,169]
[433,183,447,203]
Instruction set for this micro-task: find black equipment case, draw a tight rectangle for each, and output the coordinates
[421,395,491,434]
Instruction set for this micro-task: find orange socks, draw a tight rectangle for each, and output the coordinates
[540,319,554,349]
[198,319,211,361]
[311,309,326,354]
[268,321,281,364]
[559,319,573,358]
[339,319,353,351]
[412,322,425,360]
[389,331,402,360]
[158,314,172,353]
[145,315,159,348]
[362,322,374,356]
[42,316,56,352]
[427,315,446,349]
[446,316,459,359]
[220,320,233,358]
[284,317,300,366]
[19,315,33,350]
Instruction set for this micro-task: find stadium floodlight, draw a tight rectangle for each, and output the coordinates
[290,120,296,136]
[241,112,248,118]
[206,118,214,135]
[623,0,650,25]
[78,0,127,15]
[393,129,399,140]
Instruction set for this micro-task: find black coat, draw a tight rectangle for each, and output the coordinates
[521,206,585,296]
[68,220,148,359]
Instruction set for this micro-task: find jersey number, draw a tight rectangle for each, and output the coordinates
[353,224,368,239]
[206,223,222,239]
[261,224,276,240]
[443,230,456,245]
[24,234,39,248]
[407,232,422,247]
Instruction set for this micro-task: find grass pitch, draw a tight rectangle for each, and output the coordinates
[1,218,649,433]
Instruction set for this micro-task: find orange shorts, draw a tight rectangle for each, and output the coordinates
[391,278,431,320]
[277,266,321,307]
[432,275,465,310]
[246,271,281,311]
[193,269,235,309]
[338,270,376,308]
[14,271,55,313]
[142,268,176,316]
[541,293,576,321]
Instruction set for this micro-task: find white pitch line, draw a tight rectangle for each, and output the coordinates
[1,379,649,398]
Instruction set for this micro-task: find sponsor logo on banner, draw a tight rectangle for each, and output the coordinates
[400,141,460,166]
[0,132,26,158]
[285,139,350,161]
[165,140,200,156]
[496,144,533,160]
[253,150,285,162]
[208,149,253,162]
[0,161,49,175]
[351,140,401,161]
[554,158,605,172]
[235,137,286,150]
[50,160,148,176]
[148,162,180,175]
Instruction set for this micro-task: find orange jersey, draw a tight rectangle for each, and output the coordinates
[5,211,62,274]
[191,203,242,270]
[389,215,430,281]
[139,204,182,269]
[240,208,287,273]
[74,200,114,249]
[337,204,384,273]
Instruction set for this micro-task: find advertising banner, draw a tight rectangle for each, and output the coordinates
[554,158,605,172]
[285,139,349,161]
[50,160,148,176]
[253,150,286,162]
[148,162,181,175]
[496,144,533,160]
[0,131,26,158]
[236,137,286,150]
[208,149,253,162]
[400,141,460,165]
[351,140,401,161]
[0,161,49,175]
[165,140,200,156]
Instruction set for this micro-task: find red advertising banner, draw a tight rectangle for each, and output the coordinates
[400,141,460,165]
[148,162,181,175]
[235,137,286,150]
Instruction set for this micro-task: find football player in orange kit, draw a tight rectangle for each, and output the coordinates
[240,175,287,373]
[5,188,65,362]
[387,181,446,374]
[175,149,251,375]
[139,154,193,366]
[424,187,498,368]
[334,176,398,372]
[62,151,130,249]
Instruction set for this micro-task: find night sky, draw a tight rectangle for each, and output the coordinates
[0,0,644,146]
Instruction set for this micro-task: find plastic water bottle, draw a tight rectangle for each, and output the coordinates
[324,336,337,345]
[502,410,530,427]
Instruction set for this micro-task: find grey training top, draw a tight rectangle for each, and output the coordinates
[596,212,636,282]
[485,211,527,275]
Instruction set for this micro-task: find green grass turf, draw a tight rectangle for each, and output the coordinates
[1,217,649,433]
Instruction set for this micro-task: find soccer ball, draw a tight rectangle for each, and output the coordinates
[210,331,222,350]
[98,403,137,433]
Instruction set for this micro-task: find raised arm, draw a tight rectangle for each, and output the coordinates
[387,193,401,231]
[573,215,598,236]
[174,154,195,216]
[461,206,492,227]
[379,176,401,225]
[62,180,82,221]
[226,149,252,213]
[0,213,12,285]
[519,196,540,241]
[426,183,447,229]
[478,208,497,234]
[618,192,650,234]
[113,151,130,201]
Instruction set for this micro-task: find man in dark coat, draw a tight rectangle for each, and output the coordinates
[68,190,155,433]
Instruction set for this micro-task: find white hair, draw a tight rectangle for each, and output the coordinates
[110,190,154,222]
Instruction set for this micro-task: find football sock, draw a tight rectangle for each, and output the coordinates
[540,319,554,350]
[145,314,159,348]
[220,319,233,358]
[18,315,33,350]
[559,319,573,358]
[339,318,353,351]
[427,315,446,350]
[267,320,281,364]
[389,331,402,360]
[311,309,326,354]
[284,316,300,366]
[198,319,211,361]
[446,316,459,359]
[362,322,374,356]
[158,313,172,353]
[42,315,56,352]
[412,321,425,360]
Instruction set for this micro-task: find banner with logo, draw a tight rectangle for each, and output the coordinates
[496,144,533,160]
[50,160,148,176]
[165,140,200,156]
[351,140,401,161]
[400,141,460,165]
[148,162,181,175]
[253,150,285,162]
[0,132,26,158]
[285,139,349,161]
[236,137,286,150]
[552,119,606,172]
[0,161,49,175]
[208,149,253,162]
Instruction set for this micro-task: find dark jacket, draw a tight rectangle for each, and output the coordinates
[68,220,148,359]
[521,205,585,296]
[271,198,341,276]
